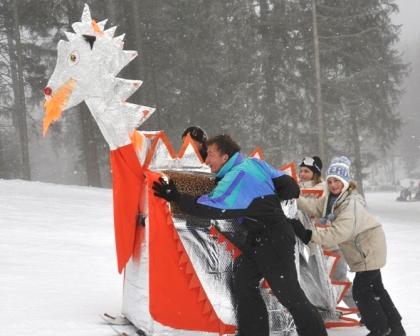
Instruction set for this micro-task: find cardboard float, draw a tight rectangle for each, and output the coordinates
[43,5,358,335]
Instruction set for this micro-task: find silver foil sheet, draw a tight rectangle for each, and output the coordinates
[122,213,298,335]
[296,212,338,317]
[122,140,337,335]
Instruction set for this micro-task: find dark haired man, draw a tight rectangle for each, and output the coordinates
[153,134,327,336]
[181,125,208,160]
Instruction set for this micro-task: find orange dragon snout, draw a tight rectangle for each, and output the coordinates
[43,78,76,136]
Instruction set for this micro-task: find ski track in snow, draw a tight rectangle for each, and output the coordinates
[0,179,418,336]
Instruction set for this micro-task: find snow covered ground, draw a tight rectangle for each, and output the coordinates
[0,179,418,336]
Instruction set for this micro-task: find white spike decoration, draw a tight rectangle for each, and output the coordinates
[105,26,117,38]
[97,19,108,30]
[81,4,92,23]
[115,33,125,41]
[64,32,77,41]
[114,34,126,48]
[44,3,155,155]
[113,78,143,102]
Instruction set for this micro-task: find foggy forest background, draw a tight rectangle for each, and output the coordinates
[0,0,419,194]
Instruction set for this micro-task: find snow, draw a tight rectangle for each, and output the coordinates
[0,180,122,336]
[0,179,418,336]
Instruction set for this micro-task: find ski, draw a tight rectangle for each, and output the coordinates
[100,314,146,336]
[108,324,147,336]
[100,313,130,325]
[108,324,133,336]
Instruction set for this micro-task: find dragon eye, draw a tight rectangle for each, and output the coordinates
[69,51,79,64]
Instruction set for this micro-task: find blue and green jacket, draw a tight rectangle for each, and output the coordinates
[178,152,299,232]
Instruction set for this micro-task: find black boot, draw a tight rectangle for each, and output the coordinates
[366,328,391,336]
[388,322,406,336]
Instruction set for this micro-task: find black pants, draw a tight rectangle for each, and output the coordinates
[233,225,327,336]
[353,270,402,332]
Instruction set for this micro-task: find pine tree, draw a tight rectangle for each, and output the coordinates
[316,0,407,191]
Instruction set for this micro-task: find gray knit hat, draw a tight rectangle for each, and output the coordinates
[326,156,352,189]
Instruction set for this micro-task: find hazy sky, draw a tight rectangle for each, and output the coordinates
[393,0,420,45]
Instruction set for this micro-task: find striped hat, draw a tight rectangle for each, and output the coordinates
[326,156,352,190]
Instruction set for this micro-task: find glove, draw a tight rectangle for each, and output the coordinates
[289,218,312,244]
[273,175,300,201]
[152,177,179,202]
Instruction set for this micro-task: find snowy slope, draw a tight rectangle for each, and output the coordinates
[0,180,122,336]
[0,179,418,336]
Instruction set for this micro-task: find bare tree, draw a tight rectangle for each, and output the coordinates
[312,0,325,161]
[5,0,31,179]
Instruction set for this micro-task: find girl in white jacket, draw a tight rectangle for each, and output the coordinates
[291,157,405,336]
[298,156,358,311]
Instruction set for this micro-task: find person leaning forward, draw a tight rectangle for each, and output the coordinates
[152,134,327,336]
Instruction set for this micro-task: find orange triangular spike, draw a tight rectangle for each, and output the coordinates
[202,301,212,315]
[185,262,194,275]
[178,252,189,266]
[220,323,236,335]
[329,256,340,278]
[130,131,144,151]
[209,225,218,237]
[340,282,352,303]
[233,249,242,259]
[221,324,237,335]
[178,133,205,163]
[219,323,227,335]
[279,161,298,182]
[177,240,184,252]
[334,283,345,302]
[332,280,351,304]
[217,234,225,243]
[188,274,201,289]
[172,228,179,241]
[165,206,171,217]
[198,287,207,302]
[249,146,265,160]
[323,249,341,277]
[261,280,270,289]
[143,131,177,168]
[209,311,218,322]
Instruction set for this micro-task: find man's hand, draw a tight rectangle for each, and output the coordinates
[289,218,312,244]
[152,177,179,202]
